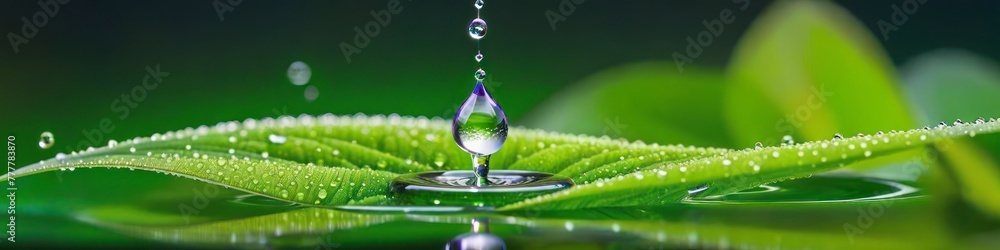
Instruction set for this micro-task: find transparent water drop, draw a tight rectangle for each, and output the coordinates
[833,133,843,140]
[474,69,486,81]
[781,135,794,145]
[107,139,118,148]
[38,132,54,149]
[475,52,483,62]
[687,184,709,196]
[953,119,964,126]
[876,131,884,137]
[923,126,931,130]
[268,134,287,144]
[754,142,763,149]
[453,82,508,156]
[55,153,67,160]
[317,189,328,199]
[975,117,986,124]
[304,85,319,102]
[468,18,487,39]
[287,61,311,86]
[474,0,484,9]
[938,121,947,128]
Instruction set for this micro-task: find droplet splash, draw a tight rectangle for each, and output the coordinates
[38,132,54,149]
[468,18,487,39]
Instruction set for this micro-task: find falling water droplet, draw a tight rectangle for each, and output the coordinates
[38,132,54,149]
[833,133,844,140]
[268,134,287,144]
[781,135,794,145]
[453,82,508,156]
[475,52,483,62]
[469,18,487,39]
[687,184,709,196]
[754,142,763,149]
[474,69,486,81]
[474,0,484,9]
[287,61,312,86]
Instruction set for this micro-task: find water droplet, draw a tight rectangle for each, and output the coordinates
[453,82,508,156]
[474,0,484,9]
[475,52,483,62]
[376,159,388,168]
[923,126,931,130]
[107,140,118,148]
[722,159,731,166]
[268,134,287,144]
[975,117,986,124]
[217,158,228,166]
[864,151,872,157]
[332,149,340,156]
[287,61,312,86]
[954,119,964,126]
[317,189,328,199]
[469,18,487,39]
[474,68,486,81]
[781,135,794,145]
[55,153,66,160]
[687,184,709,196]
[38,132,54,149]
[833,133,844,140]
[938,121,948,128]
[876,131,884,137]
[304,85,319,102]
[754,142,763,149]
[262,152,269,158]
[129,147,136,153]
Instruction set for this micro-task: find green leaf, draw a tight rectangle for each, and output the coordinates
[724,0,914,147]
[524,63,735,148]
[6,114,1000,210]
[500,120,1000,210]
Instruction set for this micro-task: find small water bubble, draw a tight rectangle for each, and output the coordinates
[332,149,340,156]
[304,85,319,102]
[469,18,487,39]
[754,142,763,149]
[687,184,709,196]
[474,68,486,81]
[434,153,447,167]
[864,151,872,157]
[833,133,843,140]
[268,134,287,144]
[781,135,794,145]
[856,133,864,138]
[287,61,312,86]
[129,147,136,153]
[38,132,54,149]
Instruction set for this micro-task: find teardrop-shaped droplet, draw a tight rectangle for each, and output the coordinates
[453,82,508,156]
[474,68,486,81]
[475,52,483,62]
[39,132,54,149]
[469,18,487,39]
[474,0,484,9]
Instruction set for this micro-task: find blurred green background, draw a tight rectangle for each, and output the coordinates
[2,0,1000,248]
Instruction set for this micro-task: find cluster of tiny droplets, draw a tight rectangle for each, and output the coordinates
[471,0,487,81]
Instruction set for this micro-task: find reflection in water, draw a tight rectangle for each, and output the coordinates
[446,218,506,250]
[685,175,922,204]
